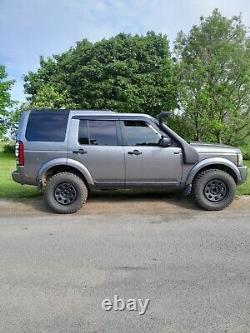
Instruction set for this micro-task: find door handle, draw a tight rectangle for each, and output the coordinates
[73,149,87,155]
[128,149,142,156]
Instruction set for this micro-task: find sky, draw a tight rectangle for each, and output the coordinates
[0,0,249,103]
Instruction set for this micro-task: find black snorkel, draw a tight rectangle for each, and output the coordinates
[158,111,171,129]
[157,111,199,164]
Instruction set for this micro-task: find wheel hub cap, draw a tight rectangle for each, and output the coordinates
[54,183,77,205]
[204,179,227,202]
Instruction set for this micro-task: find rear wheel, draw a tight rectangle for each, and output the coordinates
[192,169,236,211]
[44,172,88,214]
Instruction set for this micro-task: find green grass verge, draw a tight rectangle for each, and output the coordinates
[0,143,40,199]
[237,160,250,195]
[0,142,249,199]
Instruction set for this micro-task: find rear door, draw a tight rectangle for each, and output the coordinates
[121,119,183,186]
[68,118,125,187]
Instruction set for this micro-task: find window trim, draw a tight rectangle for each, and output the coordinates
[78,119,122,147]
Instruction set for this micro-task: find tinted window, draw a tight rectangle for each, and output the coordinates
[79,120,118,146]
[26,111,69,142]
[78,120,89,145]
[124,120,162,146]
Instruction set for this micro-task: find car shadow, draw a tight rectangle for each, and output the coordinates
[5,189,200,215]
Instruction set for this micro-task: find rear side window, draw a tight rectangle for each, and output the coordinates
[79,120,118,146]
[25,111,69,142]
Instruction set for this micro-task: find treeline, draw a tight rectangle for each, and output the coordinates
[1,9,250,151]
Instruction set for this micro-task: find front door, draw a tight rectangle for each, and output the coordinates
[122,120,183,186]
[68,118,125,187]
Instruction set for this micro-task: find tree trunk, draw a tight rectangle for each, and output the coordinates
[217,132,222,144]
[194,109,201,141]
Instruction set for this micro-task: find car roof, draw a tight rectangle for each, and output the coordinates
[69,109,155,119]
[28,109,156,121]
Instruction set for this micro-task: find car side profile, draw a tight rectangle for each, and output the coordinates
[12,109,247,213]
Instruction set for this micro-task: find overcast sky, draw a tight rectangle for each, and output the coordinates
[0,0,249,102]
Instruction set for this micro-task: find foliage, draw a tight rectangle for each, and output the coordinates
[24,57,75,109]
[0,104,24,140]
[0,65,15,138]
[0,65,14,113]
[236,160,250,195]
[174,9,250,144]
[24,32,177,117]
[241,140,250,160]
[3,141,15,154]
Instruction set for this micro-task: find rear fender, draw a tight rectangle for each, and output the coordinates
[37,158,94,185]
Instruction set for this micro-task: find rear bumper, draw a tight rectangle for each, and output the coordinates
[12,170,23,184]
[238,166,248,184]
[12,169,36,186]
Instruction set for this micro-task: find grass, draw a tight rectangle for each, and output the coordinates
[0,142,40,199]
[0,142,249,199]
[237,160,250,195]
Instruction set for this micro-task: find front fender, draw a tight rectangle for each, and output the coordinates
[37,158,94,185]
[185,157,241,185]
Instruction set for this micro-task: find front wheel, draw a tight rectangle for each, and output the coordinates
[44,172,88,214]
[192,169,236,211]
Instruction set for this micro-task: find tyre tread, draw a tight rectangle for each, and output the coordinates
[44,172,88,214]
[192,169,236,211]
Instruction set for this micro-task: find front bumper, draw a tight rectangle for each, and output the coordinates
[238,166,248,184]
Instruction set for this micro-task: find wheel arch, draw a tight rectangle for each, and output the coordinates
[185,158,241,186]
[37,158,94,187]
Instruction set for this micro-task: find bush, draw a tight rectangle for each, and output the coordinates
[3,142,15,154]
[241,145,250,160]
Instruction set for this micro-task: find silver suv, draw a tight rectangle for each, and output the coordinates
[12,109,247,213]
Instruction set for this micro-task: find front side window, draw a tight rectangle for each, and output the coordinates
[123,120,162,146]
[78,120,118,146]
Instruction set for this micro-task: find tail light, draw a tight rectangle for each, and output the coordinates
[15,141,24,166]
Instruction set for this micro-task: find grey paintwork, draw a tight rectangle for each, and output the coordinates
[12,109,248,191]
[37,158,95,186]
[67,117,124,186]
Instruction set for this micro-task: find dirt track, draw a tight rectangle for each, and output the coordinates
[0,191,249,217]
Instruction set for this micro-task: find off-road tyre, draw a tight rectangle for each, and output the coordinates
[192,169,236,211]
[44,172,88,214]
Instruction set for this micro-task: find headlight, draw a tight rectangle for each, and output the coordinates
[237,153,243,167]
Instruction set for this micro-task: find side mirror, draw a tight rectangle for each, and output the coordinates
[160,136,172,147]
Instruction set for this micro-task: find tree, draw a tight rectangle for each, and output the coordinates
[174,9,250,145]
[24,56,75,109]
[0,108,20,140]
[0,65,15,138]
[24,32,177,117]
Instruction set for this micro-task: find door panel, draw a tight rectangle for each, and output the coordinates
[124,146,183,184]
[121,120,183,185]
[68,119,125,186]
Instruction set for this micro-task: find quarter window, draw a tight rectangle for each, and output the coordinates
[123,120,162,146]
[78,120,118,146]
[25,110,69,142]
